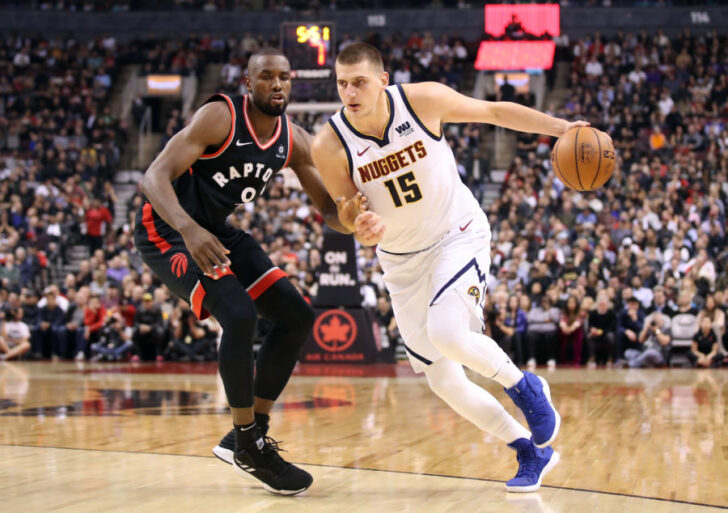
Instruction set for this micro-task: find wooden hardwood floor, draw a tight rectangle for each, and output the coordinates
[1,362,726,512]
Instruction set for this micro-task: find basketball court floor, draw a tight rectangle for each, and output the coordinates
[1,361,726,512]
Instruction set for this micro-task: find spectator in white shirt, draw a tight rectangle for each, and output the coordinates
[393,62,412,84]
[658,89,674,116]
[632,276,654,310]
[585,57,603,78]
[628,66,646,84]
[0,307,31,361]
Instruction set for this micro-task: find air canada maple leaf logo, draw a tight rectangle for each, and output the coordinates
[313,309,358,352]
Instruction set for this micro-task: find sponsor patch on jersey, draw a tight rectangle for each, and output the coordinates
[395,121,414,137]
[467,286,480,304]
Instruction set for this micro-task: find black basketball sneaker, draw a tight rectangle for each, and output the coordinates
[213,414,269,465]
[212,428,237,465]
[230,423,312,496]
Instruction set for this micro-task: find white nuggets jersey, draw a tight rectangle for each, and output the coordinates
[328,84,485,254]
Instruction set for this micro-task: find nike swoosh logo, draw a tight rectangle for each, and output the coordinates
[236,140,253,147]
[357,146,370,157]
[459,220,473,232]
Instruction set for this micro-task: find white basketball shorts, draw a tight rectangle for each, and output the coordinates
[377,214,491,373]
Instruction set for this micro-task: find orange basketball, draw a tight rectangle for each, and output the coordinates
[551,127,616,191]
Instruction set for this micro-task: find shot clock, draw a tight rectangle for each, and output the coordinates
[280,22,335,80]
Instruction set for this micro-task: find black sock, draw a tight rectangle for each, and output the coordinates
[233,421,260,450]
[254,412,270,433]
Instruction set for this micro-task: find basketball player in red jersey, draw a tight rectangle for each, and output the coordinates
[135,48,354,495]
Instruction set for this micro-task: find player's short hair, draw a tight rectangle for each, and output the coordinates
[248,47,288,71]
[336,42,384,73]
[250,47,285,60]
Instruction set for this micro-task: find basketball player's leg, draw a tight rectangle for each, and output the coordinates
[134,226,258,417]
[134,223,312,494]
[424,236,560,448]
[228,230,313,411]
[204,273,312,494]
[252,278,314,406]
[210,232,314,486]
[391,278,558,492]
[424,357,531,443]
[213,276,314,457]
[428,287,523,387]
[421,356,558,492]
[382,249,530,443]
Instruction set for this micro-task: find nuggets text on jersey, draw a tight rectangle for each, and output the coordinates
[357,140,427,184]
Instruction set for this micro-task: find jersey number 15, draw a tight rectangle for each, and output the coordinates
[383,171,422,207]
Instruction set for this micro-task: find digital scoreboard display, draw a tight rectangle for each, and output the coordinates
[280,22,335,80]
[476,4,560,70]
[475,42,556,71]
[485,4,560,38]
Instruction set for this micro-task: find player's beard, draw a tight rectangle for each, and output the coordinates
[253,94,289,117]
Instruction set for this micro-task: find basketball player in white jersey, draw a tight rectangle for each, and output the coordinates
[312,43,589,492]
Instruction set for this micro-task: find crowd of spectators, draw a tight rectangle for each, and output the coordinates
[488,27,728,368]
[2,0,489,12]
[0,34,125,294]
[1,1,712,12]
[1,27,727,371]
[124,34,257,77]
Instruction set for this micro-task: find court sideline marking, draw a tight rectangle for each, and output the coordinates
[1,442,725,510]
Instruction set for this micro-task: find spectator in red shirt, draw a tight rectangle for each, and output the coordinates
[84,198,113,253]
[83,293,107,353]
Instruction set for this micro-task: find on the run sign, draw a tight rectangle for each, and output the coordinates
[314,227,361,308]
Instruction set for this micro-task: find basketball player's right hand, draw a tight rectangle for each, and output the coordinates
[181,225,231,276]
[336,193,369,231]
[354,211,385,246]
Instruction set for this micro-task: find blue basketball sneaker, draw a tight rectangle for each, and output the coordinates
[506,438,560,493]
[504,371,560,448]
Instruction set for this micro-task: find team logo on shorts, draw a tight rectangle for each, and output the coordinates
[467,286,481,304]
[170,253,188,278]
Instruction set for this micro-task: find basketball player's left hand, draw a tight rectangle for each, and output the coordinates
[562,120,590,135]
[354,211,385,247]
